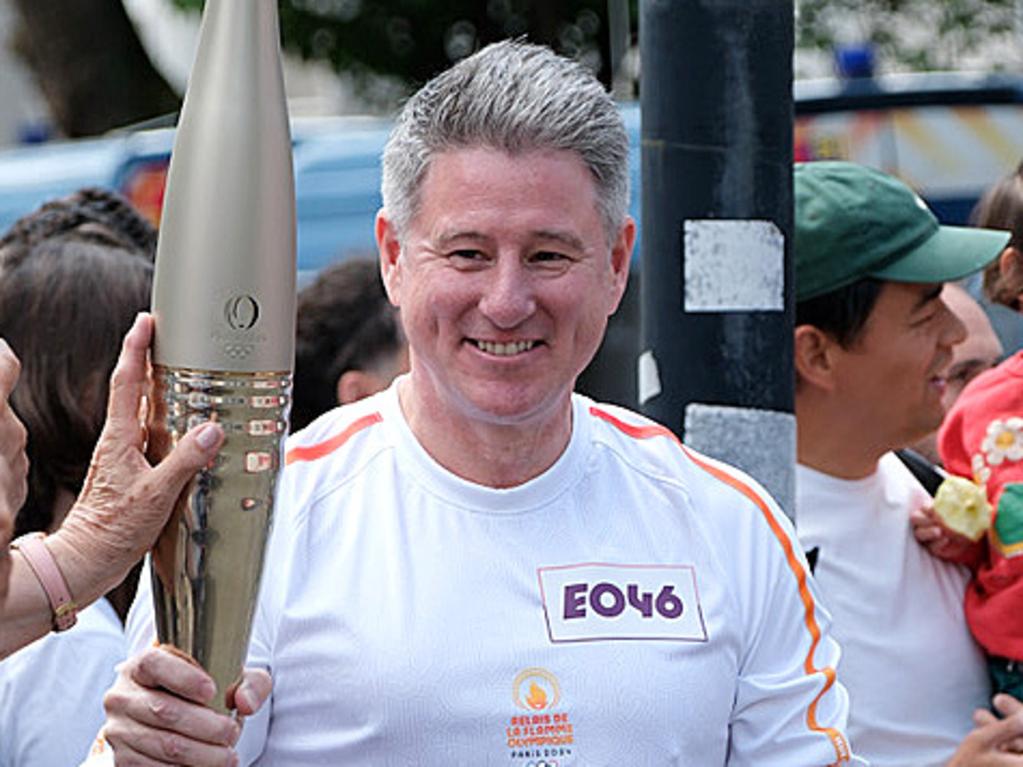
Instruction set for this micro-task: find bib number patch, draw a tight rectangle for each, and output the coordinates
[537,563,707,643]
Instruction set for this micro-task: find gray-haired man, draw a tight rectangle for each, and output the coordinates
[97,41,860,766]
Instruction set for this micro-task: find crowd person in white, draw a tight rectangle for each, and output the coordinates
[94,41,860,767]
[792,160,1023,766]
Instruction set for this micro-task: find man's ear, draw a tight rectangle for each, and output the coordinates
[999,246,1023,307]
[794,324,839,392]
[336,369,385,406]
[376,209,403,307]
[606,216,636,315]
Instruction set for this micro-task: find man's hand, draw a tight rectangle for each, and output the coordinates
[103,645,271,766]
[0,340,28,601]
[947,694,1023,766]
[911,504,983,565]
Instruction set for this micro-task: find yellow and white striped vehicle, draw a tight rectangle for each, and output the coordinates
[795,71,1023,225]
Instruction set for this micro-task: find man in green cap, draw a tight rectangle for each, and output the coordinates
[792,160,1023,766]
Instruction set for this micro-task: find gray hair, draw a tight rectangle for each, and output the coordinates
[381,39,629,241]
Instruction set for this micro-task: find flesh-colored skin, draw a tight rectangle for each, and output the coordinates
[796,281,966,479]
[0,340,27,604]
[378,147,634,488]
[911,283,1003,464]
[1,315,225,659]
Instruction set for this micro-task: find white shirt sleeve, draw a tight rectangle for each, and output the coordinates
[729,505,865,765]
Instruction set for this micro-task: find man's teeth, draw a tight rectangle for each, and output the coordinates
[475,340,535,356]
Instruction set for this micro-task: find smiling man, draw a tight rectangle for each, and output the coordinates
[791,161,1020,766]
[96,43,859,766]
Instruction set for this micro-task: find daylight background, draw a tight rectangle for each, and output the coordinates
[0,0,1021,145]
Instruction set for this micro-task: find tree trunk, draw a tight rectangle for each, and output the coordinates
[8,0,180,137]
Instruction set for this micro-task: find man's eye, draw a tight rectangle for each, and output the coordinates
[909,308,938,327]
[450,250,485,262]
[532,251,568,263]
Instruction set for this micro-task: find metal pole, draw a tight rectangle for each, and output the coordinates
[608,0,632,98]
[639,0,796,516]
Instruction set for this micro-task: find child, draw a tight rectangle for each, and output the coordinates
[917,161,1023,699]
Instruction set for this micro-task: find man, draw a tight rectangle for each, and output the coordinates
[292,258,408,431]
[792,161,1023,766]
[909,283,1003,464]
[97,42,858,766]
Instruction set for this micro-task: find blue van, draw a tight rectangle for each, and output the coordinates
[0,107,643,284]
[3,71,1021,272]
[0,77,1020,403]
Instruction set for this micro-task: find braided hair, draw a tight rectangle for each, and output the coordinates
[0,187,157,270]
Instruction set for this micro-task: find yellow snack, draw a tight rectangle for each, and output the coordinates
[933,476,992,542]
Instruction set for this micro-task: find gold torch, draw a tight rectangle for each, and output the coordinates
[147,0,295,713]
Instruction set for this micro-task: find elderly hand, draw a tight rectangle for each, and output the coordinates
[947,694,1023,766]
[102,645,271,766]
[0,339,27,600]
[47,313,224,606]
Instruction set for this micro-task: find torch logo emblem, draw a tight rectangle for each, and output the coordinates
[224,295,260,330]
[512,668,561,711]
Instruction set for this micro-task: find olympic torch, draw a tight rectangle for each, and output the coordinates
[147,0,295,713]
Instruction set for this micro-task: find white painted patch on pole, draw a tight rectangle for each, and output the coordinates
[637,349,662,405]
[683,220,784,312]
[684,403,796,520]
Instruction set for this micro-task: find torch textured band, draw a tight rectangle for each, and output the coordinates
[148,364,291,712]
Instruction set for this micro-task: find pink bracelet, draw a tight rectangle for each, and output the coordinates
[11,532,77,631]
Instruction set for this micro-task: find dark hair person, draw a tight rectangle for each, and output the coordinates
[0,190,222,767]
[971,161,1023,309]
[292,258,406,431]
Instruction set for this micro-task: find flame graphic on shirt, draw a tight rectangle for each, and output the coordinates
[512,667,561,711]
[526,682,548,710]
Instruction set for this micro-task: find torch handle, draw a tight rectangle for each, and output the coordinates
[148,365,290,712]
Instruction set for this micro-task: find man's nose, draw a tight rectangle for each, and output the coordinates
[478,259,536,328]
[941,302,967,348]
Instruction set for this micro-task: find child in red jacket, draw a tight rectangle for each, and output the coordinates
[938,359,1023,697]
[920,162,1023,697]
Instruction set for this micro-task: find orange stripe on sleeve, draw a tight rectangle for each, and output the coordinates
[285,412,383,465]
[589,405,851,764]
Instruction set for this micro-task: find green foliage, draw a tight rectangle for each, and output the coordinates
[796,0,1019,73]
[173,0,638,106]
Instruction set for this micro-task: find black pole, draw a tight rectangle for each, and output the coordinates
[639,0,796,515]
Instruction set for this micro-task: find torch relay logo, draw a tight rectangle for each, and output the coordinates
[506,667,574,763]
[513,668,561,711]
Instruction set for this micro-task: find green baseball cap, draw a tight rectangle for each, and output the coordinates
[794,161,1009,301]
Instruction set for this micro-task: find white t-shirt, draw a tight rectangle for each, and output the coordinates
[796,453,990,767]
[1,598,125,767]
[109,387,859,766]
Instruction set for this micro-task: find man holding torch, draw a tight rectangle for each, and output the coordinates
[96,41,860,766]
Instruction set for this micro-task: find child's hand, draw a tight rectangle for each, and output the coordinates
[911,504,984,566]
